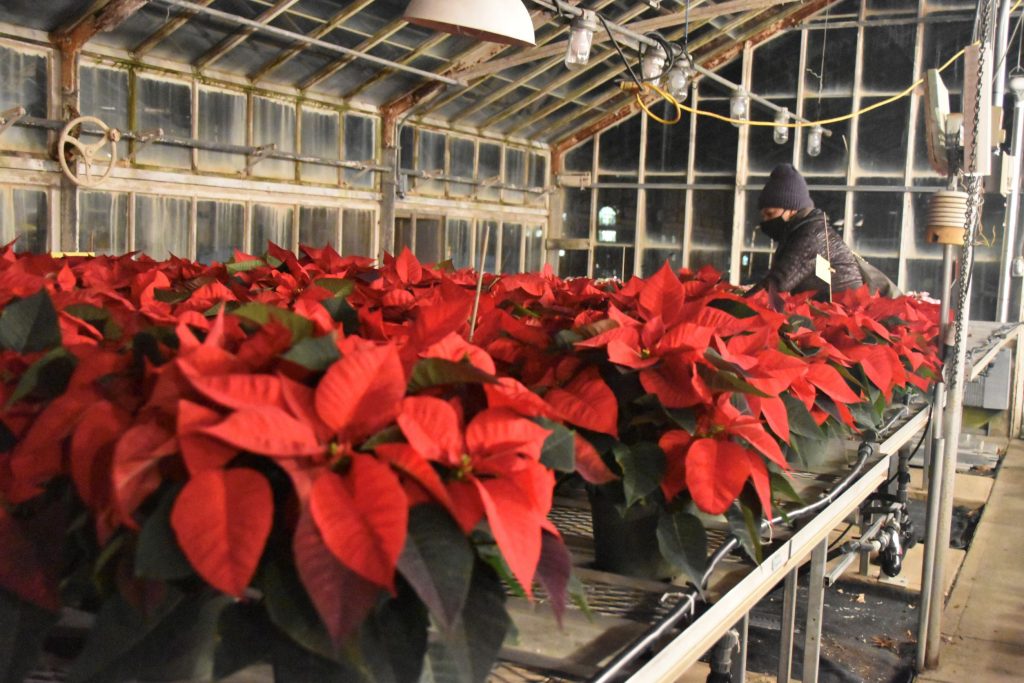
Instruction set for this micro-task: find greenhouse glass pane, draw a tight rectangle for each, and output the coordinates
[525,225,544,273]
[196,201,243,264]
[478,143,501,201]
[564,140,593,173]
[598,117,640,173]
[595,185,637,244]
[479,221,498,272]
[395,216,413,254]
[416,130,445,196]
[558,248,588,277]
[301,108,340,184]
[645,102,690,174]
[252,204,294,253]
[344,114,376,187]
[253,97,296,180]
[79,66,128,160]
[449,137,475,197]
[562,188,592,239]
[446,217,473,269]
[503,148,526,204]
[527,152,547,206]
[198,88,246,173]
[594,246,634,280]
[738,251,772,286]
[342,209,374,257]
[135,195,189,259]
[851,188,902,255]
[642,248,682,277]
[687,248,729,277]
[500,223,522,273]
[136,76,192,168]
[299,206,339,249]
[79,191,128,255]
[1,189,48,253]
[0,46,46,152]
[646,189,685,245]
[694,99,737,174]
[415,217,443,264]
[690,189,733,249]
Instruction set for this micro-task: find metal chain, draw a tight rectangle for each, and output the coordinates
[949,0,994,389]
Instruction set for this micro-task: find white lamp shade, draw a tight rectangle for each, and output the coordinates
[404,0,536,47]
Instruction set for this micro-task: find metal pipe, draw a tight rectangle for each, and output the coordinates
[996,0,1011,104]
[526,0,829,133]
[148,0,464,87]
[998,96,1024,321]
[925,186,980,669]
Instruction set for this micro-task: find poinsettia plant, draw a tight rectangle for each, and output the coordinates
[0,242,940,683]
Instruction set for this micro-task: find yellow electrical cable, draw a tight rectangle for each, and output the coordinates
[636,40,978,129]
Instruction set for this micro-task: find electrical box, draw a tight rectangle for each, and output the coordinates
[556,172,592,188]
[964,348,1012,410]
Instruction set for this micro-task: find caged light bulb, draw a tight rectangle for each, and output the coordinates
[730,88,749,126]
[641,43,668,81]
[565,11,598,71]
[773,108,790,144]
[663,53,694,102]
[807,125,824,157]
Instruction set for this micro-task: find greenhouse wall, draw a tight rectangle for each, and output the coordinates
[552,0,1019,321]
[0,26,549,274]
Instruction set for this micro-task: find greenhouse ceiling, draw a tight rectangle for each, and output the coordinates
[6,0,844,144]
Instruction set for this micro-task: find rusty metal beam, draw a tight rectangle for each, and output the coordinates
[52,0,150,100]
[300,18,407,92]
[448,0,636,126]
[341,33,450,100]
[249,0,377,82]
[549,0,837,152]
[459,0,794,81]
[193,0,300,71]
[133,0,214,56]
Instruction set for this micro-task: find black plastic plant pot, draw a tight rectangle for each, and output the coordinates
[588,485,674,580]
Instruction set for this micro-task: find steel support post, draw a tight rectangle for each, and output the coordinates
[997,96,1024,322]
[778,568,798,683]
[802,539,828,683]
[736,613,749,683]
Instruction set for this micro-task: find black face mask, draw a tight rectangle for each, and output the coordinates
[758,215,789,241]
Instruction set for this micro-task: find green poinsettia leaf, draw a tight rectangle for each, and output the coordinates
[424,560,511,683]
[535,418,576,473]
[135,485,194,582]
[0,289,61,353]
[232,303,313,343]
[397,505,474,634]
[407,358,498,393]
[320,297,359,334]
[613,441,665,507]
[360,581,429,683]
[281,334,340,371]
[726,502,763,565]
[313,278,356,298]
[656,510,708,588]
[6,347,75,407]
[226,259,266,274]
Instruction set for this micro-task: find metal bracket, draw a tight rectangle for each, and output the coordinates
[348,158,376,181]
[244,143,277,174]
[480,174,502,187]
[0,106,27,137]
[127,128,164,164]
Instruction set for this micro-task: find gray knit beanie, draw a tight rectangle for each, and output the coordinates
[758,164,814,210]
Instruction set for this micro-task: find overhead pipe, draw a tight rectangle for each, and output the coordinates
[526,0,830,134]
[997,91,1024,321]
[147,0,464,87]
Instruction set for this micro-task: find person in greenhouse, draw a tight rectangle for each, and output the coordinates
[745,163,865,308]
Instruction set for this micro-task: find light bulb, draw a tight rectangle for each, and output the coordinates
[565,11,597,71]
[1010,68,1024,98]
[730,88,748,126]
[807,125,824,157]
[662,52,694,102]
[773,108,790,145]
[641,43,668,81]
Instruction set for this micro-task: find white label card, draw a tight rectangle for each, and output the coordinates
[815,254,833,284]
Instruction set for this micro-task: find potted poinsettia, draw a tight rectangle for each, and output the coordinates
[0,244,577,683]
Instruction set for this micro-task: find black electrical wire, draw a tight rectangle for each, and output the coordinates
[598,13,644,88]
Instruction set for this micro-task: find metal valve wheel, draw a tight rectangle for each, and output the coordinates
[58,116,122,188]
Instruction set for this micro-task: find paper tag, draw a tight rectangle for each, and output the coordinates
[815,254,833,284]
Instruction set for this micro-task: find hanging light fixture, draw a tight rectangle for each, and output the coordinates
[1009,66,1024,99]
[641,42,669,81]
[663,49,694,102]
[730,88,749,125]
[773,107,790,144]
[565,10,598,71]
[403,0,535,47]
[807,125,824,157]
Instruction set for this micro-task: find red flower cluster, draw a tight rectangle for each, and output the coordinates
[0,243,940,676]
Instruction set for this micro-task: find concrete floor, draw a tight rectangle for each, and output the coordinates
[917,440,1024,683]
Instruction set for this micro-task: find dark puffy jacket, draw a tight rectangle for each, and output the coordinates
[763,208,863,297]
